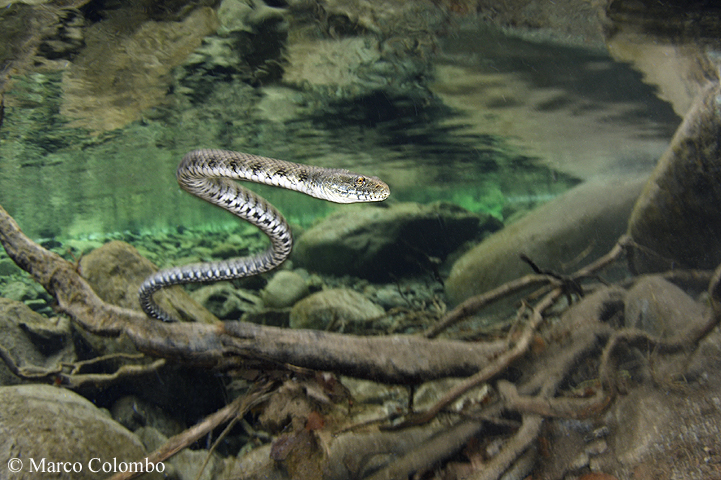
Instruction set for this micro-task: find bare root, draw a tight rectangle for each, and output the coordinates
[1,203,718,480]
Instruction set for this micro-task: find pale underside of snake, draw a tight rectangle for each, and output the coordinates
[138,149,391,322]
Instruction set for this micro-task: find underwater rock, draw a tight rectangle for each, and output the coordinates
[446,176,645,305]
[294,201,496,280]
[559,286,626,334]
[79,240,218,326]
[80,241,159,311]
[289,288,384,332]
[283,36,383,96]
[605,384,721,472]
[610,386,676,467]
[1,280,35,302]
[61,6,219,132]
[628,82,721,273]
[210,241,249,259]
[0,298,75,386]
[370,284,412,310]
[0,384,162,480]
[35,7,86,61]
[281,0,442,100]
[624,276,706,339]
[0,257,21,276]
[469,0,605,45]
[111,395,185,439]
[136,426,229,480]
[604,0,721,118]
[261,270,309,309]
[191,282,263,320]
[179,0,288,91]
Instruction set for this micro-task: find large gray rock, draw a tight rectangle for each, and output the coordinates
[628,82,721,273]
[294,201,499,280]
[625,275,707,339]
[0,384,162,480]
[446,176,645,305]
[607,384,721,475]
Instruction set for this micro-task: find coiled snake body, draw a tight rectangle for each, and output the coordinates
[139,149,390,322]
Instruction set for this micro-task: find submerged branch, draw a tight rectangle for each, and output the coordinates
[0,204,506,384]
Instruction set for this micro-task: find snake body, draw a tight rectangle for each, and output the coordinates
[138,149,390,322]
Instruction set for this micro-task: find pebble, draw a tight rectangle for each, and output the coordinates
[289,288,385,332]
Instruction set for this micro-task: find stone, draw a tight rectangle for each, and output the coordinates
[79,240,218,325]
[609,386,681,467]
[261,270,309,309]
[136,426,228,480]
[289,288,384,332]
[0,257,22,276]
[1,281,34,302]
[191,282,263,320]
[628,82,721,273]
[294,201,498,280]
[0,298,75,386]
[61,6,219,132]
[281,0,443,99]
[111,395,185,438]
[446,176,645,305]
[210,242,248,260]
[604,1,719,117]
[624,275,707,339]
[370,285,409,310]
[0,384,162,480]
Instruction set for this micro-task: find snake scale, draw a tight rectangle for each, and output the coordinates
[138,149,390,322]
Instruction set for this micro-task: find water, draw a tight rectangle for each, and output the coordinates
[1,2,716,480]
[0,13,677,240]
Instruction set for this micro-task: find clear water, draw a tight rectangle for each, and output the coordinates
[1,2,710,479]
[0,16,677,240]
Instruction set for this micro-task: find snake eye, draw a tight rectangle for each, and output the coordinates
[355,176,366,187]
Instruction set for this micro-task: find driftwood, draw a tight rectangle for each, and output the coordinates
[2,200,721,480]
[0,203,507,384]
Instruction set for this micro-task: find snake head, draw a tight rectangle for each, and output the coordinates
[316,169,390,204]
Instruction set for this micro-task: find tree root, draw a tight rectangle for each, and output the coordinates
[107,385,272,480]
[2,201,720,480]
[0,203,507,384]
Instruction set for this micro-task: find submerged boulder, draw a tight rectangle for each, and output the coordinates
[624,275,706,339]
[0,384,162,480]
[446,176,645,305]
[261,270,309,309]
[293,201,499,280]
[628,82,721,273]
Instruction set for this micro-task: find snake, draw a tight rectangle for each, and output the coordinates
[138,149,390,322]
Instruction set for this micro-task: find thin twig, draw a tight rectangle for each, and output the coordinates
[425,235,631,340]
[424,274,556,339]
[106,384,272,480]
[390,288,562,429]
